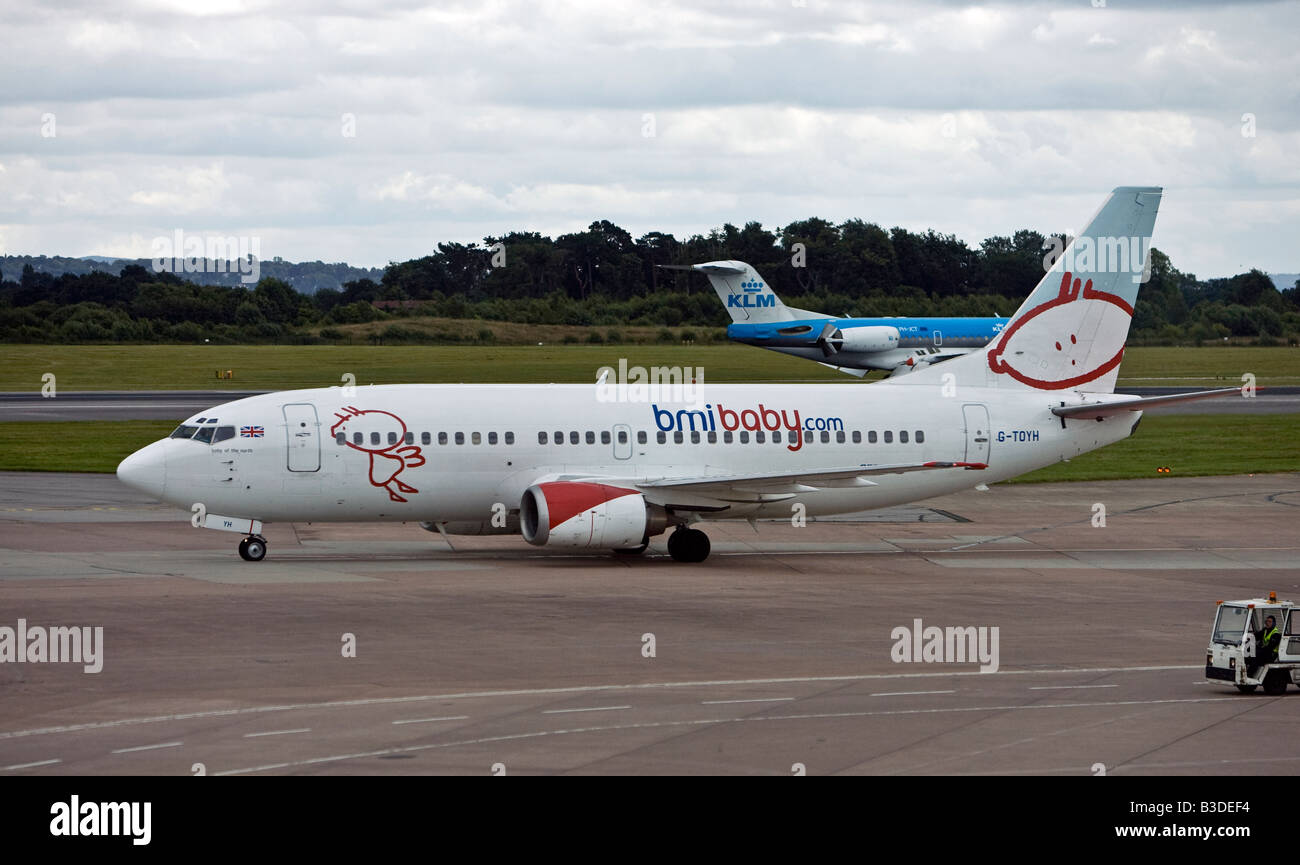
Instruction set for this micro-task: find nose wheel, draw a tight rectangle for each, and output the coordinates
[238,535,267,562]
[666,527,711,563]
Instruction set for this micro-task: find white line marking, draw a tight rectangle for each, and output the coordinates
[1,758,61,770]
[111,741,182,754]
[392,716,469,726]
[1029,684,1118,691]
[244,728,310,738]
[0,665,1200,742]
[871,690,956,697]
[541,706,630,715]
[701,698,795,705]
[213,695,1241,776]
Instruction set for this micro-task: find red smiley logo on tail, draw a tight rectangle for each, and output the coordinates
[329,406,426,502]
[986,271,1133,390]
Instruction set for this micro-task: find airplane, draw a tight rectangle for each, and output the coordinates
[117,187,1238,564]
[673,259,1008,376]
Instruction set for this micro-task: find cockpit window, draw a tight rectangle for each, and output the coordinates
[193,426,216,444]
[170,425,201,440]
[213,426,235,444]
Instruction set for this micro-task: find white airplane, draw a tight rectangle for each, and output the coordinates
[118,187,1237,563]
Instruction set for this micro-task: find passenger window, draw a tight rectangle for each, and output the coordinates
[569,431,579,445]
[852,431,861,444]
[657,431,666,444]
[836,430,846,443]
[602,431,611,445]
[586,431,595,444]
[673,431,684,444]
[354,432,363,445]
[336,432,346,445]
[820,430,829,443]
[637,431,647,444]
[554,430,563,444]
[421,432,431,445]
[472,432,482,445]
[214,426,235,444]
[690,430,700,443]
[900,430,909,443]
[772,431,782,443]
[488,432,498,445]
[740,431,749,443]
[615,431,626,444]
[505,432,514,445]
[404,432,414,445]
[884,431,893,443]
[707,431,717,443]
[755,431,765,444]
[388,432,398,445]
[439,432,448,445]
[916,430,925,443]
[868,431,877,443]
[724,431,733,443]
[194,426,216,444]
[538,431,547,444]
[370,432,380,446]
[455,432,465,445]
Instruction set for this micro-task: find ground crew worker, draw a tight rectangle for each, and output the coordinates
[1261,615,1281,665]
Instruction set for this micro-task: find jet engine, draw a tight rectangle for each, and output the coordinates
[818,324,900,356]
[520,481,666,548]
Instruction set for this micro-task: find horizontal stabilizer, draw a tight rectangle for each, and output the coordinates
[1051,387,1243,420]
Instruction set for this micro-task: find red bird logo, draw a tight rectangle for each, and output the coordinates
[329,406,426,502]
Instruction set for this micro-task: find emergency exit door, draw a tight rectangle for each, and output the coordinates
[962,404,990,465]
[283,403,321,472]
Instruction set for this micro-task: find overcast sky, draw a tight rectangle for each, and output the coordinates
[1,0,1296,279]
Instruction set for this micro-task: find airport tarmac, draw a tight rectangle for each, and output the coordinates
[2,387,1298,420]
[1,470,1298,776]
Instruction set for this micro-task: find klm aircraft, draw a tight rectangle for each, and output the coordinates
[676,261,1008,376]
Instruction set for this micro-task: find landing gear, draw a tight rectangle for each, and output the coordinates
[238,535,267,562]
[667,527,710,563]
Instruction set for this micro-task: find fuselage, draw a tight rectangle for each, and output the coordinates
[728,316,1009,371]
[119,381,1139,527]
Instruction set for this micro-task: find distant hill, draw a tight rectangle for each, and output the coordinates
[0,254,384,294]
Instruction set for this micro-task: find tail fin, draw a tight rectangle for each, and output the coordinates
[887,186,1162,394]
[662,260,833,323]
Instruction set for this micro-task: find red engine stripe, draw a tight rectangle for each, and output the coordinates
[538,482,640,529]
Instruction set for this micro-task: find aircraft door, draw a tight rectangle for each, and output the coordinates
[933,329,942,347]
[283,403,321,472]
[962,404,990,464]
[613,424,632,460]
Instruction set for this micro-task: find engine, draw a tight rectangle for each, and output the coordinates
[520,481,666,548]
[832,325,900,354]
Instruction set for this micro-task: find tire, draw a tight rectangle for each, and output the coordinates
[238,537,251,561]
[1263,670,1288,696]
[668,528,710,563]
[244,537,267,562]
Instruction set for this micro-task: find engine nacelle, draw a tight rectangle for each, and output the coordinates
[834,325,900,354]
[521,481,659,549]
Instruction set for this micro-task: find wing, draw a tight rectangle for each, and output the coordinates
[624,461,986,505]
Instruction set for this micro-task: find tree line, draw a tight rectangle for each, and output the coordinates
[2,219,1297,345]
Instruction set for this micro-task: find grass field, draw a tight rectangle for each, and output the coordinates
[0,343,1297,391]
[2,415,1294,482]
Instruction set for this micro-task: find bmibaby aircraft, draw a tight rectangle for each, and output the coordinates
[677,259,1009,376]
[118,187,1237,563]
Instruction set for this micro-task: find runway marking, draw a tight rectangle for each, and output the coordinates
[1,758,61,770]
[0,665,1201,742]
[392,716,469,726]
[212,695,1242,776]
[1028,684,1117,691]
[244,728,311,738]
[871,690,956,697]
[701,698,794,705]
[541,706,631,715]
[111,741,182,754]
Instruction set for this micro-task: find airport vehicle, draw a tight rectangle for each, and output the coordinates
[1206,592,1300,694]
[117,187,1238,563]
[674,259,1008,376]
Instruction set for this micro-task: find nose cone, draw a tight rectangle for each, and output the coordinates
[117,439,168,499]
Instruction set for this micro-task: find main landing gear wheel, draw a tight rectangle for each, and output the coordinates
[667,527,710,563]
[238,535,267,562]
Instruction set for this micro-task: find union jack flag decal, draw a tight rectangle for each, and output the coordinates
[240,425,264,438]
